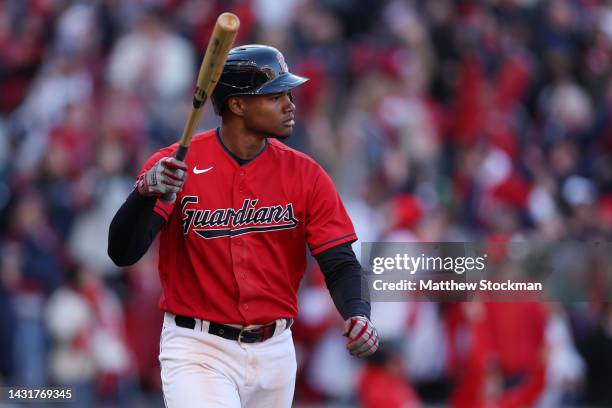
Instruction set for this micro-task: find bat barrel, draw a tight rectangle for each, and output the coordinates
[173,12,240,163]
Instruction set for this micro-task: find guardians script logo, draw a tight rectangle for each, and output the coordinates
[181,196,299,239]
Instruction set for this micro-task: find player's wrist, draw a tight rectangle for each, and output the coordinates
[159,192,177,204]
[135,174,153,197]
[345,315,372,326]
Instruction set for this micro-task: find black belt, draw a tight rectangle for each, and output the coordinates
[174,315,292,343]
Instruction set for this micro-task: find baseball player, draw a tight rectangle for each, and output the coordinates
[108,45,378,407]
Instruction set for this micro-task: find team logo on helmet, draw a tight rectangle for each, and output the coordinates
[276,52,289,73]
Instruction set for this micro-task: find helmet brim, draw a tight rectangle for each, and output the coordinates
[256,72,309,94]
[212,72,309,115]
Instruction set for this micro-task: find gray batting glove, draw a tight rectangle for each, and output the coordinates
[136,157,187,204]
[342,315,379,357]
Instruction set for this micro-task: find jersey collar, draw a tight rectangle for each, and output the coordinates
[215,127,269,167]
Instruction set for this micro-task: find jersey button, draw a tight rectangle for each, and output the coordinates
[243,304,249,310]
[239,170,245,177]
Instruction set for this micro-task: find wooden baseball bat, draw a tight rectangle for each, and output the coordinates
[174,12,240,161]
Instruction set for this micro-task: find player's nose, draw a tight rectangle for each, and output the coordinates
[282,92,295,113]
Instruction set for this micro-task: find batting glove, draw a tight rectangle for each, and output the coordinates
[136,157,187,204]
[342,315,379,357]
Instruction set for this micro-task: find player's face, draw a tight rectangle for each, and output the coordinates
[241,92,296,139]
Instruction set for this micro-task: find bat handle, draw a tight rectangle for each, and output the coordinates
[175,145,189,161]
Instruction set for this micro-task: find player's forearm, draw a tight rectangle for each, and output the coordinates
[314,243,371,320]
[108,189,165,266]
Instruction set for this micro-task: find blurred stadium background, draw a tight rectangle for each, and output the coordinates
[1,0,612,407]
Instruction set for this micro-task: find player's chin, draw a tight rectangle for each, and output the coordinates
[267,125,293,140]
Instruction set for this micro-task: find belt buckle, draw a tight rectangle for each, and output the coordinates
[238,325,264,345]
[238,327,247,345]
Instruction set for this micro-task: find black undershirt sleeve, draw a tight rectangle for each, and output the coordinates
[314,243,371,320]
[108,189,166,267]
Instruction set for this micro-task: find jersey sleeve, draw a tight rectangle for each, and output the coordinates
[305,165,357,256]
[137,145,178,221]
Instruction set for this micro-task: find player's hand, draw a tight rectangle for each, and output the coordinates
[342,315,379,357]
[136,157,187,204]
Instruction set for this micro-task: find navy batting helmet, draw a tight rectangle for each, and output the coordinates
[211,45,308,115]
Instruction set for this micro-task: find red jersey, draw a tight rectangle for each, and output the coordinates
[138,129,356,325]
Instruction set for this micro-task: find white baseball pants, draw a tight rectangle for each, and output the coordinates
[159,313,297,408]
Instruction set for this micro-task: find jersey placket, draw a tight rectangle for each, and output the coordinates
[232,167,250,320]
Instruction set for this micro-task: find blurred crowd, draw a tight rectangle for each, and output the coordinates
[1,0,612,406]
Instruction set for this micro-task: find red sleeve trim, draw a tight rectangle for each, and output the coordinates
[154,200,174,221]
[310,233,357,256]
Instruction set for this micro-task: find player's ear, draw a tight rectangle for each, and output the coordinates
[227,96,246,117]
